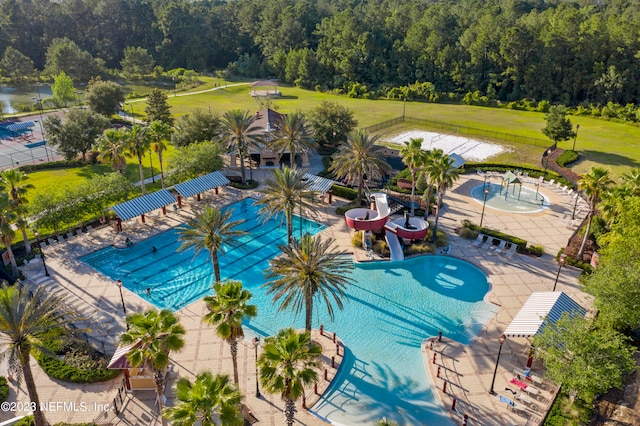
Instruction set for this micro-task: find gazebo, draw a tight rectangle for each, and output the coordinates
[250,80,281,98]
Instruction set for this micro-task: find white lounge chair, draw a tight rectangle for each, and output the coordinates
[495,241,509,254]
[40,241,48,249]
[490,240,506,254]
[76,229,84,237]
[87,225,94,233]
[66,232,75,240]
[57,235,65,244]
[503,244,517,257]
[472,234,487,247]
[48,238,57,246]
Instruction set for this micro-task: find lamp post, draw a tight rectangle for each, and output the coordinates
[553,254,567,292]
[115,279,127,316]
[543,149,552,178]
[33,232,49,277]
[480,187,490,227]
[572,124,580,152]
[252,337,261,398]
[488,334,506,395]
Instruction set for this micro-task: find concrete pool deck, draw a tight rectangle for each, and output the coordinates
[8,168,592,425]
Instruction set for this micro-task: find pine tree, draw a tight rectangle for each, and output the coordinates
[145,88,173,125]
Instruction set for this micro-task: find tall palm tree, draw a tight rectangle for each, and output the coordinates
[265,233,353,332]
[330,129,391,203]
[399,138,427,216]
[427,153,460,243]
[622,168,640,196]
[219,110,262,182]
[0,194,18,277]
[121,309,186,417]
[577,167,613,258]
[124,124,150,194]
[203,280,257,385]
[255,167,316,244]
[177,205,246,283]
[267,112,316,169]
[258,328,321,426]
[0,282,75,426]
[97,128,128,173]
[148,120,173,189]
[0,169,35,254]
[163,372,243,426]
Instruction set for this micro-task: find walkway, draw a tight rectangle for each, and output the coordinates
[6,167,592,426]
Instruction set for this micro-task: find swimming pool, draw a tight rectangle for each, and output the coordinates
[82,199,496,425]
[81,199,326,310]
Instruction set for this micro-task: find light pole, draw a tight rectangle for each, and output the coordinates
[34,232,49,277]
[480,187,490,227]
[252,337,261,398]
[488,334,506,395]
[572,124,580,151]
[553,254,567,292]
[543,149,552,178]
[572,192,580,220]
[115,279,127,316]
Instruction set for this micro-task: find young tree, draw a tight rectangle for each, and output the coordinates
[177,205,246,283]
[203,281,257,384]
[267,111,316,169]
[0,170,35,254]
[577,167,613,258]
[44,109,110,160]
[427,152,460,243]
[171,108,220,147]
[85,78,125,116]
[0,47,35,79]
[265,233,353,331]
[307,101,357,152]
[258,328,321,426]
[164,141,224,185]
[400,138,427,216]
[121,309,186,416]
[120,46,155,77]
[255,167,316,244]
[330,129,391,204]
[163,372,243,426]
[541,105,576,147]
[0,283,77,426]
[51,71,76,107]
[145,88,173,126]
[533,313,635,405]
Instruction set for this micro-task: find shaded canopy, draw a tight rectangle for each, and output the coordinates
[173,171,230,198]
[111,189,175,221]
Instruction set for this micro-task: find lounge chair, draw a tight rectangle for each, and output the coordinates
[547,179,555,186]
[516,392,539,410]
[76,229,84,237]
[87,225,94,233]
[57,235,65,243]
[47,238,57,246]
[472,234,487,247]
[492,240,507,254]
[40,241,48,249]
[514,368,548,388]
[66,232,75,240]
[503,244,517,257]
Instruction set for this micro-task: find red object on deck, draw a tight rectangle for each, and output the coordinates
[141,214,145,223]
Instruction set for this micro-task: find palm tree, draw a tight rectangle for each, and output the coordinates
[97,128,128,173]
[330,129,391,204]
[0,282,75,426]
[148,120,173,189]
[427,153,460,243]
[203,280,257,385]
[622,168,640,196]
[177,205,246,283]
[258,328,321,426]
[163,372,243,426]
[577,167,613,258]
[124,124,150,194]
[267,112,316,169]
[0,169,35,254]
[265,233,353,332]
[255,167,316,244]
[219,110,262,182]
[399,138,427,216]
[121,309,186,417]
[0,194,18,277]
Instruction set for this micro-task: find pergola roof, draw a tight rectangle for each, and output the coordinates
[111,189,175,221]
[302,173,337,194]
[107,341,141,369]
[251,79,278,87]
[6,121,35,132]
[173,171,230,198]
[503,292,586,338]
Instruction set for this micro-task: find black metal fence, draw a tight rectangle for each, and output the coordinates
[363,116,550,147]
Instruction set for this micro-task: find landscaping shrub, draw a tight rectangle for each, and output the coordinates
[14,417,34,426]
[0,376,9,402]
[18,160,85,172]
[331,185,358,201]
[555,150,579,167]
[527,244,545,257]
[35,339,120,383]
[372,239,389,257]
[229,179,259,190]
[458,226,478,240]
[404,241,434,256]
[352,231,363,248]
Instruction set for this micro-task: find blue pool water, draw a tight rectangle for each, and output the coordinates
[82,199,496,425]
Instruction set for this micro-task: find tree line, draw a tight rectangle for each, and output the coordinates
[2,0,640,109]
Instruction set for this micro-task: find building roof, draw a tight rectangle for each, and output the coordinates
[252,108,283,133]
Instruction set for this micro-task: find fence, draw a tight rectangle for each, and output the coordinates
[363,116,550,147]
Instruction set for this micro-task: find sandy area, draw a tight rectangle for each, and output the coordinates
[387,130,506,162]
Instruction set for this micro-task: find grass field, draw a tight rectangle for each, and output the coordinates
[125,77,640,179]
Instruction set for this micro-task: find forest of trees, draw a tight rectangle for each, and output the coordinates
[1,0,640,108]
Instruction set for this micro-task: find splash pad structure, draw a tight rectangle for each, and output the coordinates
[473,171,550,213]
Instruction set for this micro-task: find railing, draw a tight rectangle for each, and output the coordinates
[362,116,550,147]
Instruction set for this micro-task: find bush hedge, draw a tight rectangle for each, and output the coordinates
[0,376,8,402]
[34,339,120,383]
[229,179,259,190]
[555,150,579,167]
[18,160,86,173]
[11,418,96,426]
[331,185,358,201]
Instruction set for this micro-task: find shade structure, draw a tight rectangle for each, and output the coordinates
[111,189,175,221]
[173,171,230,198]
[302,173,337,194]
[107,341,141,369]
[449,153,466,169]
[6,121,35,133]
[503,291,586,338]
